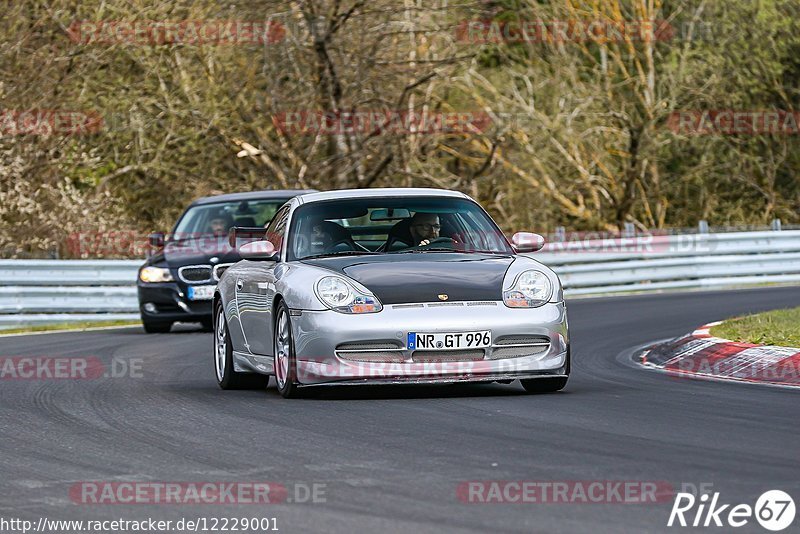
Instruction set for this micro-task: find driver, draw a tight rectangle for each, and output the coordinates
[409,212,442,246]
[207,211,233,237]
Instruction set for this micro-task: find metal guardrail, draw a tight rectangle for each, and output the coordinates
[1,230,800,329]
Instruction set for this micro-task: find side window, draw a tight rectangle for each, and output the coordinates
[265,206,290,252]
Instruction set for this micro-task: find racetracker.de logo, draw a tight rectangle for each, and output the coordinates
[542,232,716,255]
[69,481,327,505]
[455,19,675,44]
[0,357,141,380]
[65,231,233,258]
[667,111,800,136]
[272,110,492,136]
[0,109,103,137]
[67,20,286,46]
[457,481,674,504]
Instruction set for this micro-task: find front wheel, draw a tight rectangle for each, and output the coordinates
[273,301,301,398]
[214,301,269,390]
[520,376,568,393]
[520,347,569,394]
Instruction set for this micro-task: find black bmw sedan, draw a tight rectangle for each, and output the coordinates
[137,190,314,333]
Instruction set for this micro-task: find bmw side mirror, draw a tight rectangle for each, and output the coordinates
[239,240,279,261]
[146,232,165,258]
[511,232,545,253]
[148,232,165,248]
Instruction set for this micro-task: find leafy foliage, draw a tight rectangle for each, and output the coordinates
[1,0,799,257]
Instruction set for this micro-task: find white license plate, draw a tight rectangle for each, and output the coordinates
[407,331,491,350]
[187,285,216,301]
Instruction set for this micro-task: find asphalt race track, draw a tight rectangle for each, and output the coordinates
[1,287,798,533]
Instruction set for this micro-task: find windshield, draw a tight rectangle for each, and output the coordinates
[171,199,286,240]
[287,197,513,260]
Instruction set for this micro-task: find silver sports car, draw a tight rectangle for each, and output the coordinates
[213,188,569,398]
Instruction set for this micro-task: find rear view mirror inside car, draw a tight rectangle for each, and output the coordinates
[370,208,411,221]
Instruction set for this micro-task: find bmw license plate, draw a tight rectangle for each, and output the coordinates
[187,285,216,301]
[407,331,491,350]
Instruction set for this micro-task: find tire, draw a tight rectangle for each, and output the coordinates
[520,376,568,393]
[142,319,172,333]
[520,346,570,394]
[214,301,269,390]
[273,301,301,398]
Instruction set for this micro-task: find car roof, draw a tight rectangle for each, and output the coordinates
[191,189,317,206]
[296,188,469,205]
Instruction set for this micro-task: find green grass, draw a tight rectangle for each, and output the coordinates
[710,306,800,347]
[0,320,141,335]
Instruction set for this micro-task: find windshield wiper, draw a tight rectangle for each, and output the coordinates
[302,250,380,260]
[391,248,459,253]
[166,234,224,245]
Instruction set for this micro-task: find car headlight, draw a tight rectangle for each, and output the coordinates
[503,270,552,308]
[315,276,382,314]
[139,266,174,283]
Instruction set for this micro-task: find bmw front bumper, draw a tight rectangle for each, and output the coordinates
[137,282,214,323]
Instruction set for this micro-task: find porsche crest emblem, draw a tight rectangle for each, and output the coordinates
[438,294,449,301]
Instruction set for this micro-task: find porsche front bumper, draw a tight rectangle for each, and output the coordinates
[290,300,569,386]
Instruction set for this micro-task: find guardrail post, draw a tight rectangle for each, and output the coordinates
[623,222,635,238]
[554,226,566,242]
[698,220,709,234]
[771,218,782,231]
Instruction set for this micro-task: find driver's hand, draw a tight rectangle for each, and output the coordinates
[419,239,431,246]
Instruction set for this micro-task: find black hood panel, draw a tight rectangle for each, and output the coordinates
[146,240,240,268]
[302,253,514,304]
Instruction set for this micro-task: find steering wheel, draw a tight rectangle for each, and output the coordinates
[415,237,457,249]
[326,237,370,253]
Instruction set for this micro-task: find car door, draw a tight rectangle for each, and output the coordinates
[235,205,290,355]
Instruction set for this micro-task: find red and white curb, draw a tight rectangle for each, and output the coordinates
[641,322,800,388]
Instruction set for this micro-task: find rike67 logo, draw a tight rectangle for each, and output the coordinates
[669,490,795,531]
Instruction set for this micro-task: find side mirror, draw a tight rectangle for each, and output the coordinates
[146,232,165,258]
[148,232,165,248]
[239,240,279,261]
[511,232,545,253]
[228,226,267,248]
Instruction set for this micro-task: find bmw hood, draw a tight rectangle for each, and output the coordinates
[301,253,515,305]
[147,239,240,268]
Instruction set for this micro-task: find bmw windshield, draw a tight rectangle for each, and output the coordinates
[170,199,285,242]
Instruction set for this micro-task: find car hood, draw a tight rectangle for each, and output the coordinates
[301,253,515,305]
[147,239,241,268]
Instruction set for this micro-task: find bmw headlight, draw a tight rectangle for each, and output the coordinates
[139,266,174,283]
[503,270,552,308]
[315,276,382,314]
